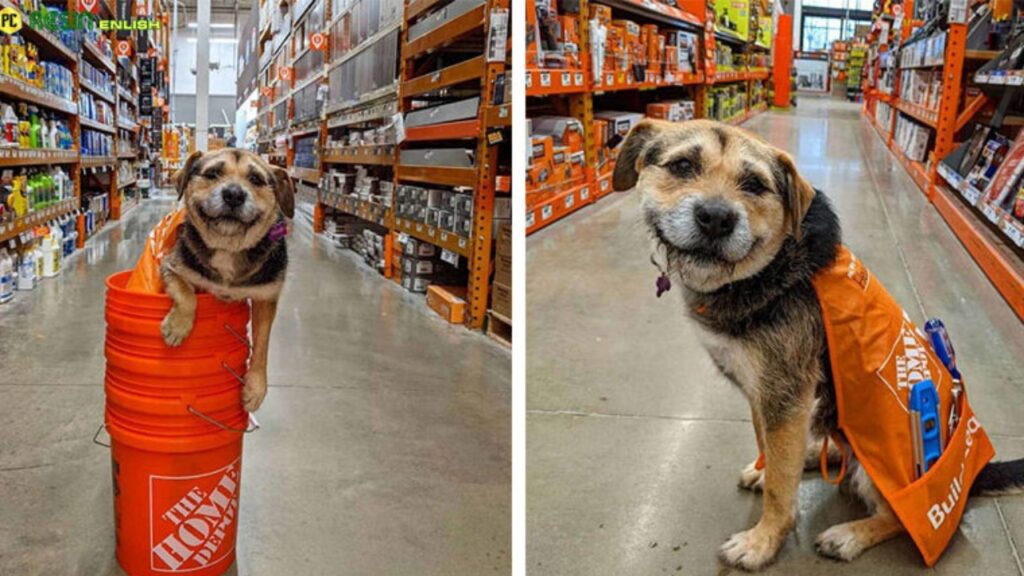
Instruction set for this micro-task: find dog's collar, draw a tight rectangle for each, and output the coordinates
[268,221,288,242]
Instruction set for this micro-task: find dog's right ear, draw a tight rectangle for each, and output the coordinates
[612,120,660,191]
[174,151,204,201]
[270,166,296,219]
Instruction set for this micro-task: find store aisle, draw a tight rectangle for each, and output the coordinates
[527,98,1024,575]
[0,201,510,575]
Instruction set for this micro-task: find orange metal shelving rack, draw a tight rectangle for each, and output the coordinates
[397,0,511,329]
[862,3,1024,321]
[284,0,510,332]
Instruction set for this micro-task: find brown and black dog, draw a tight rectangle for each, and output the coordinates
[161,148,294,413]
[613,119,1024,570]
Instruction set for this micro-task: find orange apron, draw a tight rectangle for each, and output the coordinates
[811,245,995,566]
[125,208,186,293]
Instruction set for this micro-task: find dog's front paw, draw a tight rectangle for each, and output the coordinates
[161,309,194,347]
[242,372,268,413]
[719,525,783,571]
[814,523,865,562]
[738,460,764,492]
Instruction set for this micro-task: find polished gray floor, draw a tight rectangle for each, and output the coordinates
[0,202,510,575]
[527,98,1024,575]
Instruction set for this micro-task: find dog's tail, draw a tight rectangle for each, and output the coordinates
[970,459,1024,496]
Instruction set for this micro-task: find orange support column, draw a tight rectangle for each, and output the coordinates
[773,15,793,108]
[929,23,968,200]
[313,202,324,233]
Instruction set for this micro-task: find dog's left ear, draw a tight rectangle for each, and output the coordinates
[270,166,295,219]
[612,120,660,191]
[775,152,816,242]
[174,151,204,201]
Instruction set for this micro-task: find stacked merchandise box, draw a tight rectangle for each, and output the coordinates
[491,223,511,318]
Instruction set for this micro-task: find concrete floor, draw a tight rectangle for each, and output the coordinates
[0,201,510,575]
[527,98,1024,575]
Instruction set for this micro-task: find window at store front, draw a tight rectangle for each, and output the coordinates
[801,15,871,52]
[803,0,873,9]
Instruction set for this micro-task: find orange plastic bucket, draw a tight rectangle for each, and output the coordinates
[102,271,254,576]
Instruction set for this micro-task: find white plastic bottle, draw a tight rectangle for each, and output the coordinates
[49,222,62,275]
[17,243,34,290]
[33,236,43,280]
[0,249,14,303]
[42,233,58,278]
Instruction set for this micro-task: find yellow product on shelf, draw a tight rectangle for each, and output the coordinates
[757,15,772,47]
[715,0,750,41]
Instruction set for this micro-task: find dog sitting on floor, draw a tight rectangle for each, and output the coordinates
[161,148,294,413]
[611,119,1024,570]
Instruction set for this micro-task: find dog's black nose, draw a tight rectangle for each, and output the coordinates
[694,202,737,239]
[221,185,246,208]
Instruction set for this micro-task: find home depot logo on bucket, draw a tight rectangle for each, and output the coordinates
[876,313,944,412]
[150,459,240,572]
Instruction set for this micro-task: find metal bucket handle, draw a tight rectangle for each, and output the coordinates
[93,320,260,448]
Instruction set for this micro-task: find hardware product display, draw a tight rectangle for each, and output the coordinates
[258,0,510,333]
[525,0,777,234]
[0,0,169,292]
[864,0,1024,319]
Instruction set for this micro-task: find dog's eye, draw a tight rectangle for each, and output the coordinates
[248,173,267,187]
[739,175,770,196]
[202,170,221,180]
[666,157,696,179]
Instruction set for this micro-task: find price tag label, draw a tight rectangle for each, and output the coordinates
[541,205,553,220]
[526,211,535,228]
[486,8,508,62]
[575,72,584,86]
[562,72,571,86]
[982,204,1001,223]
[440,248,459,266]
[1004,222,1024,247]
[526,73,532,88]
[539,72,551,87]
[600,178,609,191]
[606,73,613,85]
[580,186,590,201]
[458,238,467,249]
[564,193,574,209]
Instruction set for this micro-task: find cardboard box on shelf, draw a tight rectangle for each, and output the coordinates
[495,249,511,286]
[427,285,468,324]
[491,282,511,317]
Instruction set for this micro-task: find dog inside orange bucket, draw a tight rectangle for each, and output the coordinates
[98,210,258,576]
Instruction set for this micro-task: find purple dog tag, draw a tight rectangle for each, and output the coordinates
[656,273,671,298]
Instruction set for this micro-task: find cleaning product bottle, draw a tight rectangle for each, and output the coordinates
[28,106,40,149]
[1,103,17,148]
[0,247,14,303]
[17,103,29,149]
[33,229,44,280]
[50,219,62,271]
[17,240,34,290]
[47,115,57,149]
[41,227,58,278]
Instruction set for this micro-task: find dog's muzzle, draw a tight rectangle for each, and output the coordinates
[200,183,261,224]
[650,196,754,263]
